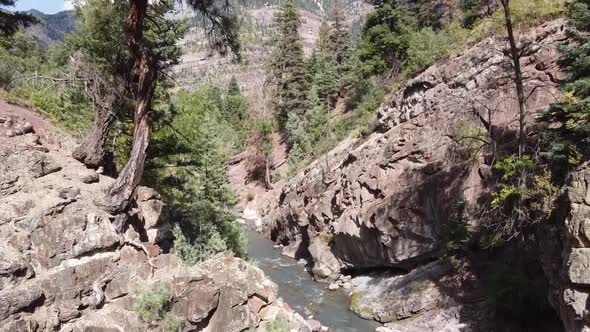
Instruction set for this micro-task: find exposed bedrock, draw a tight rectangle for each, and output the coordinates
[264,19,566,280]
[263,19,590,331]
[0,114,310,331]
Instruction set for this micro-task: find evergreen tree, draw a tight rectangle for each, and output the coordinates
[355,0,417,77]
[223,76,249,149]
[460,0,484,29]
[309,21,339,107]
[63,0,134,169]
[227,75,241,95]
[329,11,353,84]
[0,0,37,36]
[268,0,308,129]
[145,87,247,261]
[540,0,590,176]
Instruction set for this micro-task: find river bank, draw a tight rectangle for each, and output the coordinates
[246,229,380,332]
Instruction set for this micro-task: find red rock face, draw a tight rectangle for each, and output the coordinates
[263,18,575,330]
[266,19,567,275]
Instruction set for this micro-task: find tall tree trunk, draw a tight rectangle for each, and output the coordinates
[72,105,114,169]
[500,0,527,158]
[106,0,157,214]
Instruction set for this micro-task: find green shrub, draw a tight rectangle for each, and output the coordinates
[271,172,282,183]
[403,21,469,77]
[162,313,181,332]
[485,262,554,322]
[442,197,471,256]
[264,318,289,332]
[451,121,488,162]
[173,223,227,265]
[484,155,559,246]
[320,232,334,245]
[133,287,174,323]
[471,0,565,42]
[7,86,94,137]
[172,201,248,265]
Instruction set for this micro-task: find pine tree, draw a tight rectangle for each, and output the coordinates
[0,0,37,36]
[227,75,241,96]
[329,10,353,92]
[540,0,590,175]
[106,0,238,214]
[309,21,338,107]
[460,0,484,29]
[356,0,418,77]
[268,0,308,129]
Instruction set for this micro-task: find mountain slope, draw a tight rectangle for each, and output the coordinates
[172,0,372,97]
[25,9,77,47]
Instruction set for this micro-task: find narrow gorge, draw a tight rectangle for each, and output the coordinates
[1,0,589,331]
[239,18,590,332]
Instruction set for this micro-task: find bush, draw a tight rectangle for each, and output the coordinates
[485,262,555,323]
[271,172,282,183]
[320,232,334,245]
[264,318,290,332]
[403,21,469,77]
[133,287,174,323]
[483,155,559,246]
[172,204,247,265]
[6,86,94,137]
[442,197,471,256]
[450,121,488,162]
[162,313,181,332]
[471,0,565,42]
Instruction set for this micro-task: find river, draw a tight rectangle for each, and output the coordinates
[246,229,379,332]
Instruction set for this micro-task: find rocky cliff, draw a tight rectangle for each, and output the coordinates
[172,0,372,98]
[262,19,588,331]
[0,107,311,331]
[541,162,590,332]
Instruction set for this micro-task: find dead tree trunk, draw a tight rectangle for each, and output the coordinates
[500,0,527,157]
[106,0,157,214]
[72,104,115,169]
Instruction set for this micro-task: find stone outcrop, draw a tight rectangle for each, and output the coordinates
[541,162,590,332]
[263,19,572,329]
[0,112,310,331]
[264,19,565,279]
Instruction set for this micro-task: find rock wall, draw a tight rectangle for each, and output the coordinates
[540,163,590,332]
[264,19,565,279]
[263,19,576,330]
[0,113,310,331]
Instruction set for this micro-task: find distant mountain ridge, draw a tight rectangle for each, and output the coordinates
[25,9,77,47]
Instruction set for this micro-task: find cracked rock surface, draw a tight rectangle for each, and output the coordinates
[0,111,311,331]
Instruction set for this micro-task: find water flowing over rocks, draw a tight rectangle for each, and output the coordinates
[0,111,311,331]
[262,19,590,330]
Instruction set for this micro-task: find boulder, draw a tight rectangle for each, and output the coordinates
[307,319,322,331]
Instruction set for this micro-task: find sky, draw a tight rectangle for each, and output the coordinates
[12,0,73,14]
